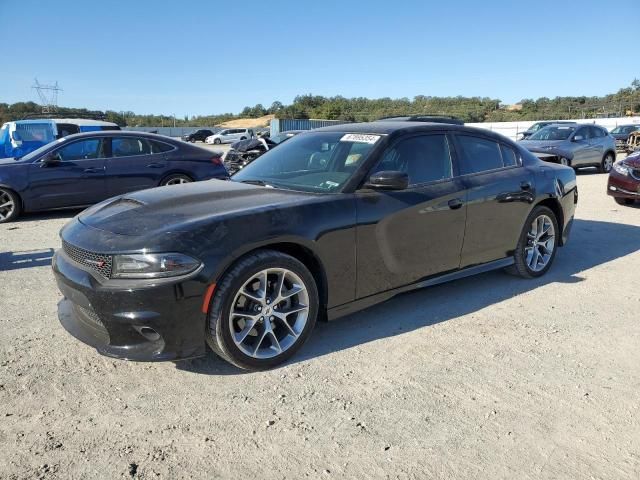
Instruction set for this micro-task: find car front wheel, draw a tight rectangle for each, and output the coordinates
[0,188,20,223]
[600,152,614,173]
[214,138,221,145]
[205,250,319,370]
[614,197,634,206]
[507,205,559,278]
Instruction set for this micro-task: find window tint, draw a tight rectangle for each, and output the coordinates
[56,139,104,161]
[500,145,518,167]
[590,126,605,138]
[575,127,590,139]
[112,137,151,157]
[150,140,175,153]
[456,135,504,174]
[374,134,452,185]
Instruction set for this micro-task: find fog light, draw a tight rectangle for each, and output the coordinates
[138,326,161,342]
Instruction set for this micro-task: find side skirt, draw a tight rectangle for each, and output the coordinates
[326,257,515,321]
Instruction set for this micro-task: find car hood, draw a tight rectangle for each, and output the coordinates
[623,152,640,168]
[611,133,628,140]
[519,139,573,157]
[78,179,316,236]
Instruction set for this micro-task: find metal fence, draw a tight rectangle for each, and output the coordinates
[270,119,351,136]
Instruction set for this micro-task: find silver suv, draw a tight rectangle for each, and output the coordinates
[205,128,254,145]
[520,124,616,172]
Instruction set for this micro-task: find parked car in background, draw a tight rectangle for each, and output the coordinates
[205,128,254,145]
[518,121,576,140]
[519,124,616,172]
[224,130,303,174]
[607,151,640,206]
[182,129,215,143]
[0,118,120,159]
[0,131,227,223]
[609,124,640,151]
[52,121,577,370]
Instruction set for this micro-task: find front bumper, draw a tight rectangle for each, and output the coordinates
[607,170,640,199]
[52,249,209,361]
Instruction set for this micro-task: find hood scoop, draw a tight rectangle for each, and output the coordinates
[81,197,146,223]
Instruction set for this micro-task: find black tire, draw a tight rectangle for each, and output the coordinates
[160,174,192,186]
[614,197,634,206]
[0,188,21,224]
[205,250,319,370]
[240,136,247,140]
[189,138,195,143]
[506,205,559,279]
[600,152,615,173]
[214,138,221,145]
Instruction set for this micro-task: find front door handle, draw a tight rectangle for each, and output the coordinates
[448,198,464,210]
[83,167,103,173]
[147,162,166,168]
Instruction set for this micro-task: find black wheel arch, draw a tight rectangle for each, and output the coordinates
[534,197,565,246]
[0,185,24,212]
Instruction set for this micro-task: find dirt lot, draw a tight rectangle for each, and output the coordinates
[0,170,639,479]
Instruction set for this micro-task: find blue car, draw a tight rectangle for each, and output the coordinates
[0,131,228,223]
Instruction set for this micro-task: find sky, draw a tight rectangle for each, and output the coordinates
[1,0,637,117]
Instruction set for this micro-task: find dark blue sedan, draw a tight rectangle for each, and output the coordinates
[0,131,228,222]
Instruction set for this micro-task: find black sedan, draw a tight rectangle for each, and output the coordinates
[181,129,215,143]
[0,131,227,222]
[53,122,577,370]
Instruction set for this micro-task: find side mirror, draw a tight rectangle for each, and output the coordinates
[364,170,409,190]
[573,135,584,142]
[42,152,61,165]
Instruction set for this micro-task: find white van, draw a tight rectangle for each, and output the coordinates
[205,128,254,145]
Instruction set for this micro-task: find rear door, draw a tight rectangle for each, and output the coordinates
[452,134,534,267]
[355,132,467,298]
[105,136,168,196]
[28,137,107,209]
[589,126,606,163]
[571,126,595,166]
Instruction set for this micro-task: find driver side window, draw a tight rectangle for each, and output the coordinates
[55,139,105,161]
[374,134,452,186]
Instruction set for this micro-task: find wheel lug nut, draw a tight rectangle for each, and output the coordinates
[266,299,271,305]
[270,316,274,321]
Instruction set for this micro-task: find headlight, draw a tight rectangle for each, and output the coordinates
[112,253,201,279]
[613,162,630,176]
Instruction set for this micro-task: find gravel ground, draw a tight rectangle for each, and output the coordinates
[0,169,639,479]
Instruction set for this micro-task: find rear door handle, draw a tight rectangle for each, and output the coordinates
[448,198,464,210]
[147,162,166,168]
[83,167,103,173]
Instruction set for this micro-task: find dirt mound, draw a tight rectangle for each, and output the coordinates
[217,114,274,129]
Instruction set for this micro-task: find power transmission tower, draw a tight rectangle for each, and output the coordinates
[32,78,62,113]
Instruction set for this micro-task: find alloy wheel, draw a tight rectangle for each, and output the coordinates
[228,268,309,359]
[525,214,556,272]
[602,154,614,173]
[0,189,15,221]
[165,176,191,185]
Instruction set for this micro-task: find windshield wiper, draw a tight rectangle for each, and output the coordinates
[236,179,268,186]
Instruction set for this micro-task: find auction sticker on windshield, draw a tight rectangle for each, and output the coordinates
[340,134,381,144]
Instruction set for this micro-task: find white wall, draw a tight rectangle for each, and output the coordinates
[466,116,640,141]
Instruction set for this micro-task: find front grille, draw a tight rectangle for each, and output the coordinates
[62,241,113,279]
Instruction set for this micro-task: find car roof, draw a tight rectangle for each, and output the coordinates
[58,130,177,141]
[312,121,513,142]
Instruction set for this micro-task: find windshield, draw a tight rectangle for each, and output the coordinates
[19,138,64,161]
[529,125,575,141]
[232,131,381,193]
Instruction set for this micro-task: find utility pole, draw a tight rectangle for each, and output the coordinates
[173,114,176,128]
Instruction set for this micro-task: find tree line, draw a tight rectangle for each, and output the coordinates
[1,80,638,127]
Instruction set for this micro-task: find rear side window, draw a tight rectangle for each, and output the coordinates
[590,126,605,138]
[456,135,504,174]
[112,137,152,157]
[374,134,452,185]
[150,140,175,153]
[500,145,519,167]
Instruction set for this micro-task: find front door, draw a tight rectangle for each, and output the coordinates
[106,136,168,196]
[355,133,467,298]
[28,137,107,210]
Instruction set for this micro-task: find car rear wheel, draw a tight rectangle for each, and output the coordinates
[214,138,221,145]
[507,205,559,279]
[205,250,319,370]
[614,197,634,206]
[189,138,195,143]
[161,174,192,186]
[0,188,20,223]
[600,152,614,173]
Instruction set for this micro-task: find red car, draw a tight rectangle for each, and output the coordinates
[608,152,640,205]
